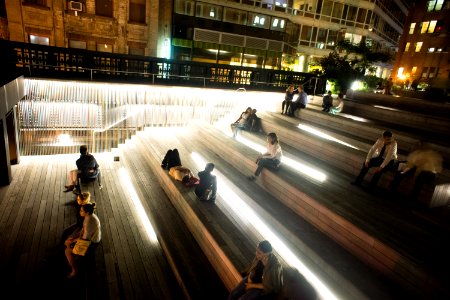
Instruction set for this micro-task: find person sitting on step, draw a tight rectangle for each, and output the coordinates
[64,202,101,279]
[248,132,282,180]
[64,145,102,193]
[352,130,397,188]
[195,163,217,202]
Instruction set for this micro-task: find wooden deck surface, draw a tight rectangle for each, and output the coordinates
[0,153,226,300]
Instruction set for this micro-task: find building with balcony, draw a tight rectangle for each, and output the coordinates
[392,0,449,90]
[172,0,409,75]
[0,0,409,76]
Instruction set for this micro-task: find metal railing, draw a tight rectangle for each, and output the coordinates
[1,40,325,93]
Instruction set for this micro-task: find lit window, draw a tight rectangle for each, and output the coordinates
[428,47,435,52]
[421,22,429,34]
[280,20,285,28]
[210,8,215,18]
[437,48,443,52]
[415,42,423,52]
[427,0,444,11]
[428,20,437,33]
[397,67,404,77]
[260,17,265,25]
[405,42,410,52]
[409,23,415,34]
[411,66,417,74]
[29,34,50,45]
[254,16,260,24]
[273,18,279,27]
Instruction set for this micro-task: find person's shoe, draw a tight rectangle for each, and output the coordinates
[247,175,256,181]
[63,185,74,192]
[281,112,284,115]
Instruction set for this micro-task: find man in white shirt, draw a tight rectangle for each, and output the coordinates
[352,131,397,187]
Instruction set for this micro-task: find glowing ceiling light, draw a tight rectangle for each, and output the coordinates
[55,133,74,146]
[118,167,158,243]
[235,135,327,182]
[190,152,338,300]
[297,123,359,150]
[373,105,400,111]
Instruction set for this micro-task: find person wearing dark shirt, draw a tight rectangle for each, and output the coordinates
[195,163,217,202]
[322,90,333,112]
[64,145,102,192]
[228,240,283,300]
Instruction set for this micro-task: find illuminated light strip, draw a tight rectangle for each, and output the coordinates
[297,123,360,150]
[118,167,158,243]
[373,105,400,111]
[191,152,338,300]
[234,135,327,182]
[338,113,369,123]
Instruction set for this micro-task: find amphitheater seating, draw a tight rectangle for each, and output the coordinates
[121,128,407,299]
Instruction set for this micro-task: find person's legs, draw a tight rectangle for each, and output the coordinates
[353,158,381,185]
[64,170,79,192]
[210,176,217,201]
[64,240,78,278]
[282,100,286,113]
[255,158,278,176]
[370,160,394,187]
[228,277,248,300]
[161,149,173,169]
[97,169,103,188]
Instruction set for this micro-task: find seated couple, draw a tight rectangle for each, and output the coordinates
[161,149,216,201]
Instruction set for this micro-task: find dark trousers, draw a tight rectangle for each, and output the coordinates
[195,177,217,201]
[288,102,305,116]
[282,100,292,113]
[354,157,394,186]
[255,159,280,176]
[228,276,263,300]
[161,149,181,170]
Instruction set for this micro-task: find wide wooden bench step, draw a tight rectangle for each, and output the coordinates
[119,140,229,299]
[192,122,449,297]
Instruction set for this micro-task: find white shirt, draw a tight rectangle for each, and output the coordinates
[262,142,282,161]
[82,213,101,243]
[366,138,398,168]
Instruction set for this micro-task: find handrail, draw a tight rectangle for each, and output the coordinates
[24,63,286,88]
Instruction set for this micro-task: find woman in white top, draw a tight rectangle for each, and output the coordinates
[65,203,101,278]
[249,132,283,180]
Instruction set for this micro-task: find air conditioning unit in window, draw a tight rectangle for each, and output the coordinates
[69,1,83,11]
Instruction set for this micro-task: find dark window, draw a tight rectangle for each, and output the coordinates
[96,0,112,17]
[23,0,46,6]
[0,0,7,18]
[129,0,145,23]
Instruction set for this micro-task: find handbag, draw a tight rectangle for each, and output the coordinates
[72,239,91,256]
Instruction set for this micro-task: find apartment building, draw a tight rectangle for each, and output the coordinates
[392,0,449,89]
[0,0,408,75]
